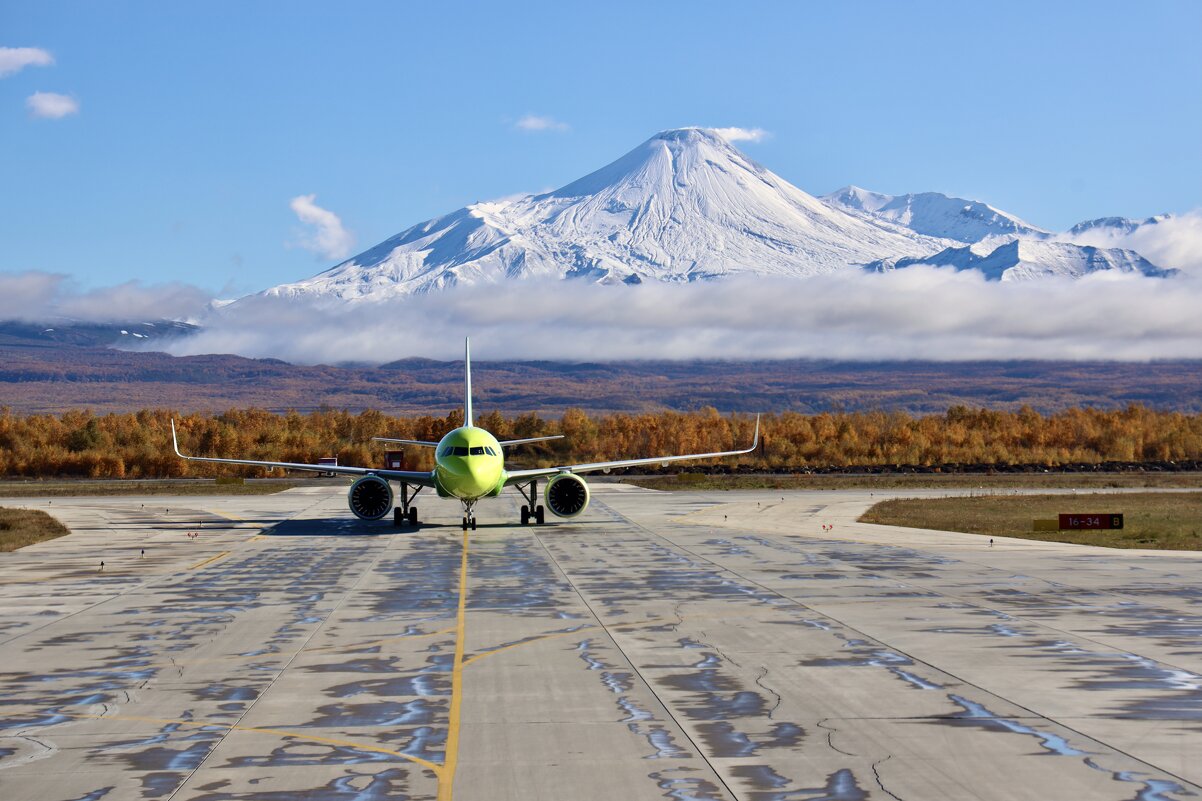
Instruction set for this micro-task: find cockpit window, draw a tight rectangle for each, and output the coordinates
[439,446,453,457]
[453,446,469,456]
[469,446,485,456]
[485,446,497,456]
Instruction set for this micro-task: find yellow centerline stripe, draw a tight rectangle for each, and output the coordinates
[437,528,470,801]
[188,551,230,570]
[63,711,441,774]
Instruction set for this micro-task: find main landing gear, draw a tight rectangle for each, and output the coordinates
[516,480,545,526]
[394,483,423,527]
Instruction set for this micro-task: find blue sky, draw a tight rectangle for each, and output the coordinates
[2,0,1200,295]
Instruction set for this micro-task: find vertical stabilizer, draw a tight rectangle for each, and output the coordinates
[464,337,474,428]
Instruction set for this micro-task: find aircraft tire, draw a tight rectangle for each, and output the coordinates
[408,507,418,525]
[471,518,477,531]
[521,507,530,525]
[394,507,405,527]
[535,505,545,525]
[462,516,468,530]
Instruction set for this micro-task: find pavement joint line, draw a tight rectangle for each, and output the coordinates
[0,493,332,648]
[529,523,742,801]
[680,503,1202,679]
[459,613,735,669]
[462,626,595,667]
[161,512,407,801]
[596,496,1202,792]
[664,497,1202,674]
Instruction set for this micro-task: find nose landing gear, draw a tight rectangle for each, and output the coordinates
[462,501,477,530]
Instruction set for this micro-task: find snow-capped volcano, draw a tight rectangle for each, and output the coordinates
[264,128,950,301]
[258,128,1177,302]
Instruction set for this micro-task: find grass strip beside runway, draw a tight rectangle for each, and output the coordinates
[0,479,311,498]
[628,471,1202,492]
[0,506,70,551]
[860,491,1202,549]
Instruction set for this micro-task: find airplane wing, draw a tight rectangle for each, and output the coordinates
[504,415,759,485]
[372,437,440,448]
[172,421,436,486]
[498,435,565,447]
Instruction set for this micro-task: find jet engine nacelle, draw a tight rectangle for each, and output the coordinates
[544,473,590,518]
[348,475,393,520]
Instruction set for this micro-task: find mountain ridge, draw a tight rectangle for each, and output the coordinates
[254,128,1177,302]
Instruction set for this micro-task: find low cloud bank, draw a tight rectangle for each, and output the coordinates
[1059,210,1202,276]
[0,272,212,322]
[5,267,1198,363]
[162,268,1202,363]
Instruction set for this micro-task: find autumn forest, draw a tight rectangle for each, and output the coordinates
[1,405,1200,479]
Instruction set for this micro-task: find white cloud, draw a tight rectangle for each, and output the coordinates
[711,127,769,143]
[1058,210,1202,276]
[289,194,355,261]
[0,271,63,318]
[166,269,1202,364]
[515,114,570,133]
[0,272,212,322]
[0,46,54,78]
[26,91,79,119]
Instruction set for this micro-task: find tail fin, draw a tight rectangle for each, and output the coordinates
[464,336,474,428]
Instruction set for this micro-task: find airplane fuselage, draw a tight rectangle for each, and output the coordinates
[433,426,506,500]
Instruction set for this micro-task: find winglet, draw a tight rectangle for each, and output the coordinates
[464,336,474,428]
[170,419,185,458]
[751,414,760,451]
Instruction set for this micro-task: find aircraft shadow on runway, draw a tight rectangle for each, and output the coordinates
[261,517,529,536]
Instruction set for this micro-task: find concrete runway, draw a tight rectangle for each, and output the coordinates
[1,484,1200,800]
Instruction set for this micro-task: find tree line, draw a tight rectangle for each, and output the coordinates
[0,405,1200,479]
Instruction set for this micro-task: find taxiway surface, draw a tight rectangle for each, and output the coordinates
[1,484,1200,800]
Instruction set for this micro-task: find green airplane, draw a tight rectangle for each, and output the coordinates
[171,338,759,530]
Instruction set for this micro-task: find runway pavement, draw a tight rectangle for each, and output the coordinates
[1,483,1200,800]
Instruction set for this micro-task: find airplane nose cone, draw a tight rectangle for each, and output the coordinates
[467,460,502,493]
[443,458,501,498]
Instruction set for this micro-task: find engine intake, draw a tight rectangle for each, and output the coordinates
[545,473,590,518]
[348,475,393,520]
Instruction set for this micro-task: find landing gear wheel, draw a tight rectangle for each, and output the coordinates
[535,505,545,525]
[471,517,477,531]
[394,507,405,526]
[408,507,418,526]
[521,507,530,525]
[462,516,468,530]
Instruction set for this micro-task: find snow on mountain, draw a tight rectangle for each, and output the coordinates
[865,239,1177,281]
[822,186,1048,243]
[255,129,1180,302]
[261,129,952,302]
[1067,214,1171,238]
